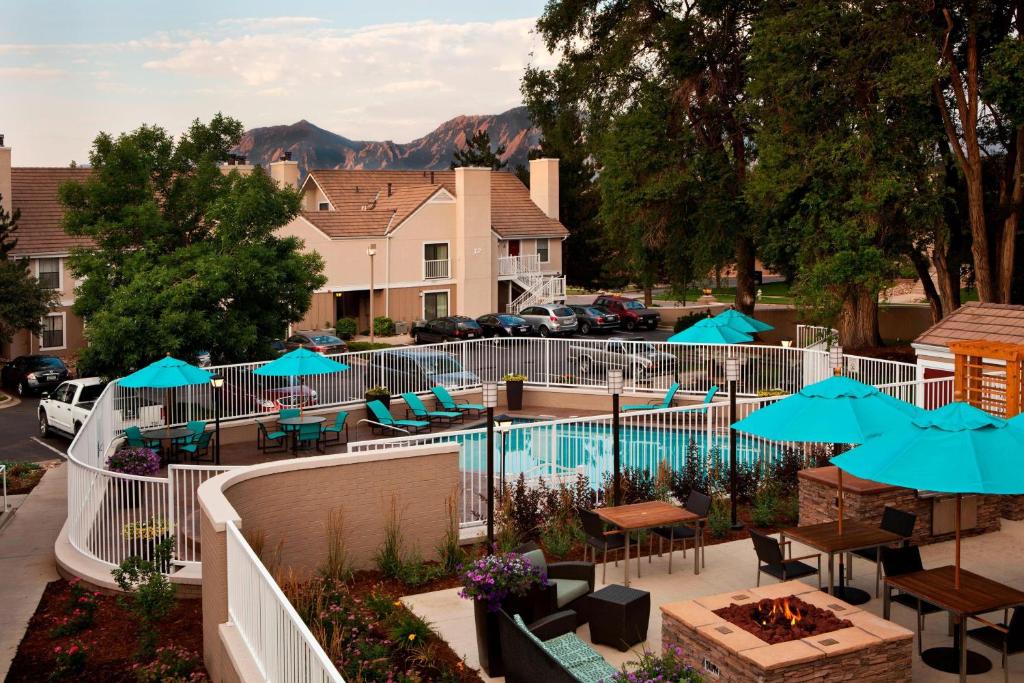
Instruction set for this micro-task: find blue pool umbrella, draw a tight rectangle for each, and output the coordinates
[833,402,1024,588]
[119,355,213,388]
[253,347,350,377]
[713,308,774,334]
[667,317,754,344]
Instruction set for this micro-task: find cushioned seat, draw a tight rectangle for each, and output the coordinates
[760,559,819,581]
[511,614,617,683]
[550,578,590,609]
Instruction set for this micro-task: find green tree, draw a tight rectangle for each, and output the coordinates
[748,1,942,347]
[60,115,325,376]
[0,196,56,345]
[449,129,507,170]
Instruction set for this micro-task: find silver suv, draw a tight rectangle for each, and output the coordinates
[518,304,578,337]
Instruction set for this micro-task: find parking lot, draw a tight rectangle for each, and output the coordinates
[0,396,68,463]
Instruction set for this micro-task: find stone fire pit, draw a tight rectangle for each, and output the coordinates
[661,581,912,682]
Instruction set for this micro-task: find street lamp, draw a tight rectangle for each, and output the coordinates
[211,373,225,465]
[494,416,515,499]
[367,243,377,343]
[482,382,498,551]
[830,344,844,377]
[726,357,741,529]
[607,369,624,506]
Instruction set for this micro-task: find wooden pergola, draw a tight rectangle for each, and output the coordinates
[950,339,1024,418]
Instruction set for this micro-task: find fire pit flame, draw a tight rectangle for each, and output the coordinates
[760,597,803,628]
[715,595,851,645]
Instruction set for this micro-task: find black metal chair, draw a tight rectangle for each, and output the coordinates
[580,509,626,584]
[967,607,1024,683]
[749,528,821,587]
[649,490,712,573]
[880,545,945,656]
[849,506,916,597]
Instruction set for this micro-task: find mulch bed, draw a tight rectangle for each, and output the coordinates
[3,464,47,495]
[6,580,205,682]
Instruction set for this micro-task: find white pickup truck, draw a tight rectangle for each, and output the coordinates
[38,378,106,438]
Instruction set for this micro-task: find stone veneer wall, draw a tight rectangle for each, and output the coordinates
[798,477,1002,545]
[663,615,912,683]
[198,444,460,683]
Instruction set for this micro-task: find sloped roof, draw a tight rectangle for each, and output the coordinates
[300,169,568,239]
[915,302,1024,348]
[9,168,93,256]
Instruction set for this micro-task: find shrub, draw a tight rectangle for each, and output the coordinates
[106,447,160,476]
[49,579,100,637]
[435,491,466,575]
[602,466,658,505]
[541,517,582,558]
[671,440,710,502]
[673,312,707,333]
[386,610,433,650]
[365,590,398,621]
[110,537,176,658]
[502,373,527,382]
[706,497,732,539]
[335,317,357,340]
[365,385,391,400]
[373,316,396,336]
[612,643,703,682]
[49,640,88,681]
[320,508,351,582]
[122,518,172,542]
[770,448,804,498]
[500,474,545,540]
[751,485,778,528]
[133,646,207,682]
[374,496,406,579]
[775,494,800,526]
[397,553,443,587]
[459,552,547,612]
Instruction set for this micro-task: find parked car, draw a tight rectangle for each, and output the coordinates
[410,316,484,344]
[38,378,106,437]
[518,304,578,337]
[365,348,480,395]
[1,355,72,396]
[568,336,677,378]
[568,305,620,335]
[592,295,661,331]
[269,339,287,355]
[476,313,533,338]
[283,330,348,355]
[137,376,318,417]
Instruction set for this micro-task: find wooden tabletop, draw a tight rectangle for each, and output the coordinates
[781,519,903,553]
[797,465,902,494]
[884,566,1024,617]
[142,426,193,440]
[278,416,326,426]
[595,501,698,531]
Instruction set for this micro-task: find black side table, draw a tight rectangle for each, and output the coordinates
[585,584,650,651]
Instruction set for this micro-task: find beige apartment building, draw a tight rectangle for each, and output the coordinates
[276,158,569,331]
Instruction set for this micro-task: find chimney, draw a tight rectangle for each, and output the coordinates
[430,171,435,184]
[269,154,300,189]
[0,135,11,217]
[220,153,254,177]
[454,167,497,315]
[529,158,559,220]
[387,182,392,197]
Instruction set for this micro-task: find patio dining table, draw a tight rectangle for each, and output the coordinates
[141,426,194,461]
[884,565,1024,682]
[277,415,326,453]
[595,501,703,587]
[780,518,904,605]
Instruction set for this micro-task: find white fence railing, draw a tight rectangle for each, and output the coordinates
[498,254,541,276]
[796,324,838,350]
[423,259,450,280]
[169,464,239,565]
[226,522,343,683]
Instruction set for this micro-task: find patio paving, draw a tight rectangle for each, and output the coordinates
[403,517,1024,682]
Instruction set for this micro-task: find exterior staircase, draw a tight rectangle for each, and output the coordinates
[499,255,567,313]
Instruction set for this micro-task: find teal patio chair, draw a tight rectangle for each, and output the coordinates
[622,382,681,411]
[294,422,324,454]
[402,392,463,424]
[366,400,431,435]
[321,411,350,444]
[186,420,207,438]
[257,421,288,453]
[179,430,213,462]
[123,426,161,450]
[431,385,485,417]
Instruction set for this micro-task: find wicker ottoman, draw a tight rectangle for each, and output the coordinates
[585,584,650,651]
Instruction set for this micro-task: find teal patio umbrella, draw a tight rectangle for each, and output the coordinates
[253,347,349,411]
[833,402,1024,588]
[713,308,774,334]
[667,317,754,344]
[119,355,213,426]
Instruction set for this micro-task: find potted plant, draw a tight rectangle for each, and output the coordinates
[106,447,161,476]
[459,552,547,676]
[365,385,391,409]
[122,517,173,572]
[502,373,527,411]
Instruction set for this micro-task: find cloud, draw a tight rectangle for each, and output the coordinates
[0,66,65,79]
[217,16,325,30]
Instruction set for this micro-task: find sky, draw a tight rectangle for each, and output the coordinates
[1,0,555,166]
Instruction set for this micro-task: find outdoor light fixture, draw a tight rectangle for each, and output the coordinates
[725,357,740,383]
[482,382,498,408]
[495,417,515,498]
[210,375,225,389]
[830,344,844,375]
[367,243,377,342]
[211,373,225,465]
[725,356,741,529]
[607,369,624,505]
[483,382,498,550]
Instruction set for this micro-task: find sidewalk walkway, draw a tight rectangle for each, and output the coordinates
[0,463,66,681]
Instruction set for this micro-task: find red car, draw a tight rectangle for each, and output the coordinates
[592,295,661,331]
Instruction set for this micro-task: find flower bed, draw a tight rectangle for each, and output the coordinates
[1,460,47,495]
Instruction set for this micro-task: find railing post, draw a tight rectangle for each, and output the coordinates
[545,338,551,387]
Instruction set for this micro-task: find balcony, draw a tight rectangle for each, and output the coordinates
[424,258,450,279]
[498,253,541,276]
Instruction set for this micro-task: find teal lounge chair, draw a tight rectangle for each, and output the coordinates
[321,411,349,444]
[294,422,324,454]
[179,430,213,462]
[431,385,485,417]
[402,392,463,424]
[366,400,431,435]
[622,382,680,411]
[696,385,719,414]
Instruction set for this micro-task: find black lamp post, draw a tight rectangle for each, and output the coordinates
[607,368,624,505]
[495,416,514,500]
[726,356,742,529]
[483,382,498,551]
[211,373,224,465]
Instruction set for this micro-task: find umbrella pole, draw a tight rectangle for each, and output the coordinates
[955,493,961,590]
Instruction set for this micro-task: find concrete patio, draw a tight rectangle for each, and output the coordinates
[403,518,1024,682]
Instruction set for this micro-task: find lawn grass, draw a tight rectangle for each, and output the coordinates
[347,341,403,352]
[675,280,795,305]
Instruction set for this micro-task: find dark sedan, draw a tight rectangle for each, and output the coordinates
[476,313,533,338]
[283,330,348,355]
[411,316,483,343]
[568,305,620,335]
[1,355,72,396]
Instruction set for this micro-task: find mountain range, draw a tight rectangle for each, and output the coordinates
[234,106,539,175]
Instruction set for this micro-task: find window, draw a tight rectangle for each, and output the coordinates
[535,239,549,263]
[40,313,65,350]
[37,258,61,289]
[318,202,330,211]
[423,291,448,320]
[423,243,449,279]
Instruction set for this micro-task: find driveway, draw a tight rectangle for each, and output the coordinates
[0,395,68,463]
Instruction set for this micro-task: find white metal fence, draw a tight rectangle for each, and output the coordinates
[796,324,838,350]
[226,522,343,683]
[423,259,449,280]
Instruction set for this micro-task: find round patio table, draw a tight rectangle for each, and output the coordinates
[277,416,326,453]
[141,426,194,462]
